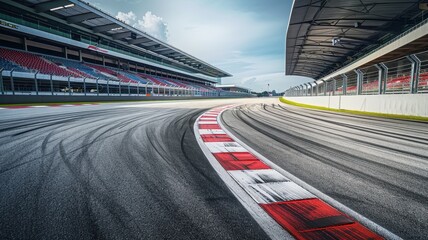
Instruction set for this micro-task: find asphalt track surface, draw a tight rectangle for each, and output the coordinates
[221,99,428,240]
[0,99,269,240]
[1,98,427,240]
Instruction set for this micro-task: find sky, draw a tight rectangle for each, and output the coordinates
[86,0,313,92]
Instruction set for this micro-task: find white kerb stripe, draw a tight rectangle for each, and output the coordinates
[204,142,247,153]
[198,121,218,124]
[246,182,316,204]
[199,129,226,135]
[228,169,289,185]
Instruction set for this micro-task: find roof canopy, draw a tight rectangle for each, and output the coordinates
[17,0,231,78]
[286,0,425,80]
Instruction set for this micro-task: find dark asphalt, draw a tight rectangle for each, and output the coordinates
[0,100,269,240]
[221,101,428,240]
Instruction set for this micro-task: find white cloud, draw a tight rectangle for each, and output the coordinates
[134,11,169,42]
[109,2,296,92]
[116,11,136,24]
[116,11,169,42]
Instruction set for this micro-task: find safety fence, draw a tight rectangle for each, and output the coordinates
[0,71,251,98]
[285,50,428,96]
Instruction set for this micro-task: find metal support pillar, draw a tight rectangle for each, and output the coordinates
[34,71,39,95]
[354,69,363,95]
[50,74,54,95]
[342,74,347,95]
[23,37,28,51]
[119,80,122,96]
[10,70,15,95]
[137,82,140,96]
[321,80,327,96]
[332,78,336,96]
[0,68,4,95]
[97,78,100,96]
[68,76,71,96]
[379,63,388,94]
[79,50,83,62]
[128,82,131,96]
[83,78,87,96]
[314,81,318,96]
[374,64,383,95]
[409,54,421,94]
[406,55,416,94]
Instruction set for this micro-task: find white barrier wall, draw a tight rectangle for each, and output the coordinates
[286,94,428,117]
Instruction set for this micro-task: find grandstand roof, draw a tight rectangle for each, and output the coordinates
[286,0,426,80]
[16,0,231,78]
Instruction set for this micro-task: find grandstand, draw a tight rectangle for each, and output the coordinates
[284,0,428,97]
[215,84,252,96]
[0,0,251,99]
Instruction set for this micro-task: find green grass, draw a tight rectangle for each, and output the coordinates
[279,97,428,122]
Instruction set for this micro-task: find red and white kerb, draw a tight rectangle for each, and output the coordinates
[196,105,384,240]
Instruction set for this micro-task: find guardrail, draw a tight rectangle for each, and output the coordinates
[0,70,252,98]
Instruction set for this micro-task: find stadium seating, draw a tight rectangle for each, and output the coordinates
[0,57,27,72]
[119,71,149,84]
[0,48,80,77]
[84,63,120,80]
[386,75,411,91]
[45,56,106,79]
[0,47,222,93]
[138,73,168,86]
[419,72,428,87]
[84,63,140,83]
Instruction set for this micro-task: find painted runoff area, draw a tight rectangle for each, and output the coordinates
[194,105,402,240]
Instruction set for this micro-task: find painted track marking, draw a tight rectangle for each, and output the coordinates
[194,105,401,240]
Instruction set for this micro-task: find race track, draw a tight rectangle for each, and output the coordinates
[221,99,428,240]
[1,98,427,239]
[0,99,268,239]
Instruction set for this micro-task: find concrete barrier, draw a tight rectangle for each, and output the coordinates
[286,94,428,117]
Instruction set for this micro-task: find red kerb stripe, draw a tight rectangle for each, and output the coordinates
[217,159,270,170]
[201,134,234,142]
[199,124,221,129]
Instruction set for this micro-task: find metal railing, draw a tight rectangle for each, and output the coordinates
[285,50,428,97]
[0,70,252,98]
